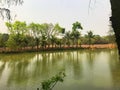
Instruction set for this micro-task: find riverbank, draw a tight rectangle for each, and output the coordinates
[81,44,116,49]
[0,44,117,54]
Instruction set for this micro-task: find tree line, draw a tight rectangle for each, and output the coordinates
[0,21,115,52]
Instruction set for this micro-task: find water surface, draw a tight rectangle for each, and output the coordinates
[0,49,120,90]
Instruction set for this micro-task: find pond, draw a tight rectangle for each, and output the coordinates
[0,49,120,90]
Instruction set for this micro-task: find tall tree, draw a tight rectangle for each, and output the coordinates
[6,21,27,50]
[72,21,83,31]
[71,21,83,47]
[29,23,42,49]
[41,23,64,48]
[110,0,120,54]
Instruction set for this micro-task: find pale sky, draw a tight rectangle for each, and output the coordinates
[0,0,111,36]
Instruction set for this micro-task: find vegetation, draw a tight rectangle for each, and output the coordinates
[85,31,95,48]
[0,21,116,53]
[0,0,118,53]
[40,72,65,90]
[0,0,119,54]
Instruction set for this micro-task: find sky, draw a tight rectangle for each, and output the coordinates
[0,0,111,36]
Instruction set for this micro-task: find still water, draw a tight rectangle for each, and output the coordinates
[0,49,120,90]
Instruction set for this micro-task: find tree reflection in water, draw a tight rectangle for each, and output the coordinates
[0,49,119,90]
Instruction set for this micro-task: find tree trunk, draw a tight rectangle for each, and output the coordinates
[110,0,120,55]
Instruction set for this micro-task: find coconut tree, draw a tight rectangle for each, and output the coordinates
[64,31,71,48]
[71,21,83,47]
[86,31,95,48]
[71,30,81,48]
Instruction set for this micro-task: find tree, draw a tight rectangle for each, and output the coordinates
[64,31,71,47]
[72,21,83,31]
[53,24,65,48]
[28,23,42,49]
[0,33,9,48]
[40,23,54,48]
[50,35,57,48]
[40,23,64,48]
[85,31,95,48]
[93,35,109,44]
[71,21,83,47]
[26,35,35,49]
[110,0,120,55]
[106,27,115,44]
[6,21,27,50]
[71,30,81,47]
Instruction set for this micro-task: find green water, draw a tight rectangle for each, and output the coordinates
[0,49,120,90]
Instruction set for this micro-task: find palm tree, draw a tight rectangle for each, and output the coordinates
[71,30,81,48]
[86,31,94,48]
[65,31,71,48]
[72,21,83,31]
[72,21,83,47]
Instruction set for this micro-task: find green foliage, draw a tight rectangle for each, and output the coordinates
[106,29,115,43]
[6,21,27,49]
[5,21,66,50]
[3,20,116,52]
[28,22,42,49]
[0,33,9,47]
[93,35,108,44]
[54,24,65,34]
[41,72,66,90]
[6,21,27,35]
[13,21,27,34]
[64,31,71,46]
[72,21,83,31]
[70,21,83,46]
[81,32,113,45]
[26,36,35,47]
[85,30,95,45]
[5,22,13,31]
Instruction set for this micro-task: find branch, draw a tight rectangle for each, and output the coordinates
[0,8,11,20]
[0,0,23,20]
[88,0,91,14]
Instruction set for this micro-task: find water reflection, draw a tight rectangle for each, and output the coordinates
[0,49,119,90]
[108,49,120,89]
